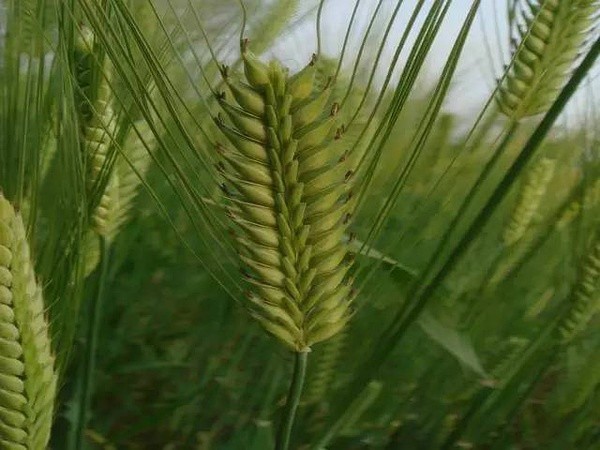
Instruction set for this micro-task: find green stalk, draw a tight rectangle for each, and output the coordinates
[276,351,308,450]
[69,237,111,450]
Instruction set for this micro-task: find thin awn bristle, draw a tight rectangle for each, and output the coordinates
[497,0,599,119]
[216,43,355,352]
[0,194,57,450]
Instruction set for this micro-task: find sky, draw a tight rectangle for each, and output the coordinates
[267,0,512,119]
[267,0,599,124]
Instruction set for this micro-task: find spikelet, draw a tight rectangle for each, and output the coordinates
[497,0,599,119]
[0,194,57,449]
[217,44,355,351]
[559,232,600,342]
[503,158,555,245]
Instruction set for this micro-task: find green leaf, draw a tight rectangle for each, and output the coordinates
[417,311,488,378]
[350,237,418,278]
[356,239,487,377]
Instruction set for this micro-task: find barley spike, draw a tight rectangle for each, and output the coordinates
[0,194,57,449]
[503,157,555,245]
[559,231,600,342]
[74,28,119,238]
[218,45,354,351]
[111,120,154,234]
[497,0,600,119]
[557,345,600,414]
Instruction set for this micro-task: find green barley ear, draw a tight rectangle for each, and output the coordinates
[111,120,154,233]
[217,44,355,351]
[503,157,555,245]
[74,27,118,238]
[0,194,57,449]
[73,26,111,124]
[556,344,600,414]
[556,179,600,230]
[497,0,599,119]
[81,121,153,275]
[94,120,154,243]
[304,331,346,405]
[558,231,600,342]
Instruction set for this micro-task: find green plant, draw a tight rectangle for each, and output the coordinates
[1,1,600,449]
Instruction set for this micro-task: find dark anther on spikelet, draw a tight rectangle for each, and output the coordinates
[217,44,355,351]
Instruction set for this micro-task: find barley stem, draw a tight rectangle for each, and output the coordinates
[70,237,111,450]
[276,351,308,450]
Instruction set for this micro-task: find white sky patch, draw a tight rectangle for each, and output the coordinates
[264,0,599,127]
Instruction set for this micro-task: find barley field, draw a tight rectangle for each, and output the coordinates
[0,1,599,449]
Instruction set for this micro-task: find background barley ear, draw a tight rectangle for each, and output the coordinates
[217,43,354,352]
[0,194,57,449]
[73,26,118,239]
[503,157,555,246]
[304,330,346,406]
[558,229,600,342]
[496,0,599,119]
[110,120,154,235]
[79,120,154,276]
